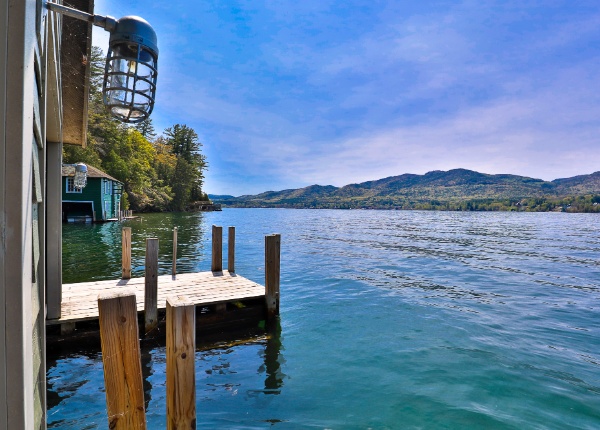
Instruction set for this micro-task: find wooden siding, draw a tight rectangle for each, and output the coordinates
[1,1,44,428]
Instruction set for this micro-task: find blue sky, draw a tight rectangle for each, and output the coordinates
[93,0,600,196]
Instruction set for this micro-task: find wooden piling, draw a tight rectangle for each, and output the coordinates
[211,225,223,272]
[145,238,159,332]
[172,227,178,276]
[265,234,281,320]
[166,296,196,430]
[98,290,146,430]
[122,227,132,279]
[228,226,235,273]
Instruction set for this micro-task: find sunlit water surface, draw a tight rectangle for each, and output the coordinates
[49,209,600,429]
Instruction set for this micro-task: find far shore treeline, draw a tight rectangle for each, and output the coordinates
[63,47,208,212]
[211,169,600,213]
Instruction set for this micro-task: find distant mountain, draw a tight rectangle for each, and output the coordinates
[211,169,600,212]
[208,194,236,201]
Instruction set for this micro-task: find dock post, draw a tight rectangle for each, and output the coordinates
[172,227,178,276]
[265,234,281,321]
[228,226,235,273]
[166,296,196,430]
[145,238,159,332]
[98,291,147,429]
[212,225,223,272]
[122,227,132,279]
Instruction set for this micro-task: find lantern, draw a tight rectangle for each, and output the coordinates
[73,163,88,189]
[46,2,159,123]
[103,16,159,123]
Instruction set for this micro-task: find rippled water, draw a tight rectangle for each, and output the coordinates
[49,209,600,429]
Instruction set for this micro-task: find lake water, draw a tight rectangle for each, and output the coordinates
[48,209,600,429]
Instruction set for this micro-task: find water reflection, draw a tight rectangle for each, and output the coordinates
[141,347,153,411]
[47,326,288,428]
[63,212,209,283]
[262,319,285,394]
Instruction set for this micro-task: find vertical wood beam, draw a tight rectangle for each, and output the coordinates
[166,296,196,430]
[265,234,281,320]
[46,141,62,319]
[172,227,177,276]
[211,225,222,272]
[98,291,147,430]
[144,238,159,332]
[121,227,131,279]
[228,226,235,273]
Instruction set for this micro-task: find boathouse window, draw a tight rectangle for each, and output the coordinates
[104,180,112,195]
[66,177,82,193]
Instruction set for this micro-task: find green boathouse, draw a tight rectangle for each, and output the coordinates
[62,165,123,222]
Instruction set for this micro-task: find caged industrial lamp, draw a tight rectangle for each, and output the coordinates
[46,2,159,123]
[62,162,88,189]
[73,162,88,189]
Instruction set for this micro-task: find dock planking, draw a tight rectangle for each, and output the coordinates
[48,271,265,326]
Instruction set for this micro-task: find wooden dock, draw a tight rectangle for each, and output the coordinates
[46,225,281,428]
[46,271,264,326]
[47,226,281,342]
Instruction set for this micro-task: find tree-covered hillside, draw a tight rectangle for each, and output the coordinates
[211,169,600,212]
[63,47,208,212]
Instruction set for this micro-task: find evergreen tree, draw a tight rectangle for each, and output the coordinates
[164,124,208,209]
[134,118,157,141]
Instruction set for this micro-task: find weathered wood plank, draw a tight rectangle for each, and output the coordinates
[145,238,159,332]
[122,227,132,279]
[265,234,281,320]
[98,291,146,429]
[228,226,235,273]
[212,225,223,272]
[48,271,265,325]
[172,227,178,276]
[166,296,196,429]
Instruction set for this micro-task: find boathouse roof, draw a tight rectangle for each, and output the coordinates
[61,164,122,183]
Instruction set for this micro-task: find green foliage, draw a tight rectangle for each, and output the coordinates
[64,46,208,212]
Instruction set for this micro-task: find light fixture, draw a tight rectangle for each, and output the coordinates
[46,2,159,124]
[73,163,88,189]
[62,163,88,189]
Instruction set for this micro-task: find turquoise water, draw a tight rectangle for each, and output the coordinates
[49,209,600,429]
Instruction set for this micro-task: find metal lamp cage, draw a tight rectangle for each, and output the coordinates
[102,16,159,123]
[73,163,88,189]
[45,4,160,123]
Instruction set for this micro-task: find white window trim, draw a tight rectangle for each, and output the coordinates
[66,177,82,193]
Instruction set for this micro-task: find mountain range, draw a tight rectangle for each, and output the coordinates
[209,169,600,212]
